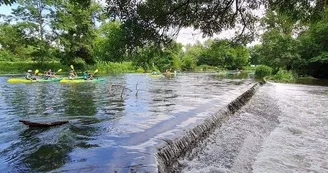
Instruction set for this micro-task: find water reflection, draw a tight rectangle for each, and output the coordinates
[63,84,97,117]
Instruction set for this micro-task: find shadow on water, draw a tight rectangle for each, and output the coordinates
[295,78,328,86]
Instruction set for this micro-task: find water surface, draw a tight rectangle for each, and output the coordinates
[0,73,254,172]
[180,82,328,173]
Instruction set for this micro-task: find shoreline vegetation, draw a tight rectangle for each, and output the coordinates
[0,61,254,75]
[2,61,325,86]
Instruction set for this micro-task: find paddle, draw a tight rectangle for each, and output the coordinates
[34,69,39,75]
[88,69,98,80]
[70,65,77,77]
[52,69,62,77]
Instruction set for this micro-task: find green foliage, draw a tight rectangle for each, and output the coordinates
[135,67,145,73]
[11,0,55,64]
[0,23,32,60]
[108,0,311,46]
[0,49,18,61]
[194,65,218,72]
[93,21,127,62]
[90,61,134,74]
[52,1,103,65]
[131,41,182,72]
[249,45,262,65]
[259,29,300,73]
[181,54,197,71]
[268,70,296,82]
[255,65,272,79]
[0,61,66,74]
[242,66,256,71]
[297,10,328,78]
[197,40,249,70]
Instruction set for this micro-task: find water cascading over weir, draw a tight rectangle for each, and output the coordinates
[156,81,264,172]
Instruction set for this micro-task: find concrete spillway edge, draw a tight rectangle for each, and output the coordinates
[156,81,264,173]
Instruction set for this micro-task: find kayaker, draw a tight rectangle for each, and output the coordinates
[43,69,52,79]
[89,73,94,80]
[25,70,36,80]
[83,71,94,80]
[46,69,52,77]
[69,70,76,79]
[83,71,89,80]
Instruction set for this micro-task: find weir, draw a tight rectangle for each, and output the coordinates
[156,81,264,173]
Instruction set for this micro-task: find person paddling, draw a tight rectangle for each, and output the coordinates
[46,69,52,77]
[43,69,53,79]
[82,71,95,80]
[69,70,76,79]
[25,70,36,80]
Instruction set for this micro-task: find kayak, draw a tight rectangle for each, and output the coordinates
[59,78,105,83]
[7,78,62,83]
[151,74,164,78]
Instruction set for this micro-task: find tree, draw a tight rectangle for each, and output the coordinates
[93,21,127,62]
[132,45,159,71]
[260,28,300,73]
[106,0,327,47]
[224,44,249,69]
[153,41,183,71]
[9,0,55,64]
[181,54,197,71]
[0,23,35,61]
[52,1,103,65]
[249,44,262,66]
[1,0,92,7]
[132,41,183,72]
[297,10,328,78]
[198,40,249,69]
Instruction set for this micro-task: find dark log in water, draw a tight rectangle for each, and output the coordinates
[156,82,264,173]
[19,120,69,127]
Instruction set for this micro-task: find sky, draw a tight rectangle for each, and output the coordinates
[0,3,263,46]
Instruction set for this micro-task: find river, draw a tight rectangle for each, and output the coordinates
[179,82,328,173]
[0,73,255,172]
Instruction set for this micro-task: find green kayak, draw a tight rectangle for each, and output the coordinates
[7,78,62,83]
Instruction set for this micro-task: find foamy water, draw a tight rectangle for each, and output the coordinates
[180,82,328,173]
[253,83,328,173]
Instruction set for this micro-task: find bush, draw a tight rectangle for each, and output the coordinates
[0,50,18,62]
[255,65,272,79]
[90,61,135,74]
[0,61,66,74]
[195,65,218,72]
[181,55,197,71]
[135,67,145,73]
[269,70,295,82]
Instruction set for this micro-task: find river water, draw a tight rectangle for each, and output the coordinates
[0,73,255,172]
[180,82,328,173]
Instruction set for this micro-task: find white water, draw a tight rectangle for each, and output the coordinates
[180,82,328,173]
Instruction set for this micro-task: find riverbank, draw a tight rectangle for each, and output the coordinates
[0,61,256,75]
[178,82,328,173]
[0,61,136,74]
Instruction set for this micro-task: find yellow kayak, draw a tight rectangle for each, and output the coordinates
[60,78,105,83]
[7,78,62,83]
